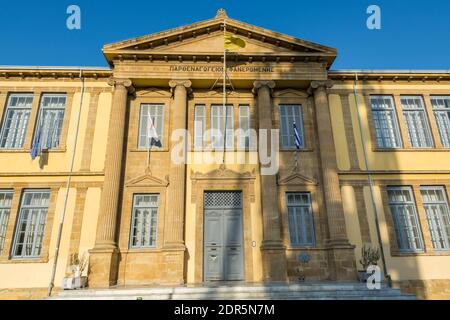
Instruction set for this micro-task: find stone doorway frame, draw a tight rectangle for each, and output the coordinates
[190,165,256,283]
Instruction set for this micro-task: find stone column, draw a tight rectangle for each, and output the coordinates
[89,78,134,288]
[253,80,287,282]
[310,80,356,281]
[162,79,191,284]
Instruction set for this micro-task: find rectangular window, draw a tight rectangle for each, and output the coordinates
[421,187,450,251]
[129,194,159,248]
[35,94,67,149]
[370,96,402,148]
[286,193,315,247]
[238,105,250,150]
[430,96,450,148]
[12,190,50,258]
[0,191,13,255]
[194,105,206,150]
[0,93,33,149]
[387,187,424,252]
[138,104,164,148]
[211,105,234,149]
[401,96,434,148]
[279,105,305,149]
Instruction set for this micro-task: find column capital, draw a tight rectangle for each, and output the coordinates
[308,80,334,95]
[108,77,135,94]
[253,80,276,93]
[169,79,192,89]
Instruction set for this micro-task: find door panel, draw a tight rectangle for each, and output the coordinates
[204,192,244,281]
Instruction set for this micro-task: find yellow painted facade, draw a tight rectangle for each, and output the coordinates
[0,10,449,299]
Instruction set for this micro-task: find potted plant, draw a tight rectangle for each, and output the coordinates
[358,244,380,282]
[62,253,88,290]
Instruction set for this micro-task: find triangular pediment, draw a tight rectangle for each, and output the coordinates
[277,172,317,186]
[126,169,169,187]
[103,9,336,66]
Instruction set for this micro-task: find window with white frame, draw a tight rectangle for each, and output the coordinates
[430,96,450,148]
[211,104,234,149]
[279,105,305,149]
[387,187,424,252]
[286,193,315,247]
[194,105,206,150]
[0,191,13,255]
[370,96,402,148]
[35,94,67,149]
[138,104,164,148]
[129,194,159,248]
[238,105,250,150]
[12,190,50,258]
[401,96,434,148]
[420,187,450,251]
[0,93,33,149]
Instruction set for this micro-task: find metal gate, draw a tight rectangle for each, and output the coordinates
[203,191,244,281]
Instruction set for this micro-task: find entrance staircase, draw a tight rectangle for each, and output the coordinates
[53,282,415,300]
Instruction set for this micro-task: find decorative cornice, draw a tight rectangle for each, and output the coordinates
[191,164,256,181]
[0,68,112,80]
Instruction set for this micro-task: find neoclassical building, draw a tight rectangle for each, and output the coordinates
[0,10,449,299]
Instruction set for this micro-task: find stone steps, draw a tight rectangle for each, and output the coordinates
[52,282,416,300]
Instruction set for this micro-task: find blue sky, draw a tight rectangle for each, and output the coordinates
[0,0,449,69]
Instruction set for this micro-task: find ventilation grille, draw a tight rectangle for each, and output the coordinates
[204,191,242,208]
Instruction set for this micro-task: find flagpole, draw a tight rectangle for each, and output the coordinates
[222,19,227,164]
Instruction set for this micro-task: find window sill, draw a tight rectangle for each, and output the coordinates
[373,148,449,152]
[0,148,66,154]
[390,250,450,257]
[0,256,49,264]
[122,248,162,254]
[129,148,168,153]
[280,148,314,152]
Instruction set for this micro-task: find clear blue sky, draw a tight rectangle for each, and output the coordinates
[0,0,449,70]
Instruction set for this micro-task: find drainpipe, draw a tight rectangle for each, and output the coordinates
[47,69,85,297]
[352,73,391,287]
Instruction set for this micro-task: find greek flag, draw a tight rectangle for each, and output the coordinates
[30,122,43,160]
[293,119,301,150]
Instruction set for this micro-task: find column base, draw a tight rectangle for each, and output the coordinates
[161,244,186,285]
[261,240,287,282]
[326,243,357,281]
[88,247,119,288]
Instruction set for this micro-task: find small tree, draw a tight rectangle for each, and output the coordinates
[359,244,380,270]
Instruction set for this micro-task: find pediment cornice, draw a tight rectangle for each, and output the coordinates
[103,10,336,66]
[277,172,318,186]
[126,168,169,187]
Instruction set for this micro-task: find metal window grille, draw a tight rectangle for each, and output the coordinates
[430,96,450,148]
[0,94,33,149]
[279,105,304,149]
[387,187,424,252]
[194,105,206,150]
[138,104,164,148]
[211,105,234,149]
[370,96,402,148]
[204,191,242,209]
[12,190,50,258]
[286,193,315,247]
[129,194,159,248]
[238,105,250,150]
[421,187,450,251]
[401,96,433,148]
[35,94,66,149]
[0,191,13,255]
